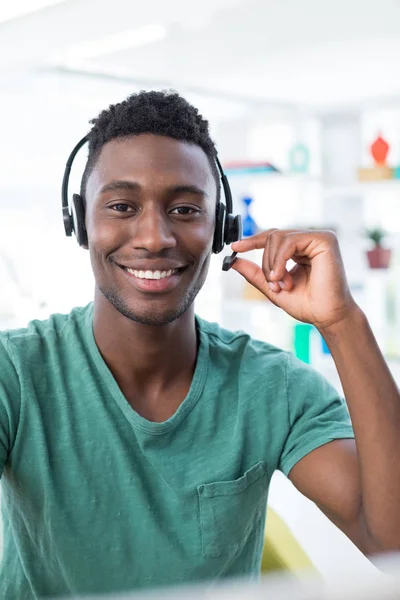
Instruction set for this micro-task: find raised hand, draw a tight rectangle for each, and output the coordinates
[231,229,357,332]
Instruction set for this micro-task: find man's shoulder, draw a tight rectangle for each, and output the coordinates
[0,303,93,359]
[196,317,331,386]
[196,316,289,366]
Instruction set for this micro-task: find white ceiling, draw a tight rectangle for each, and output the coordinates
[1,0,400,110]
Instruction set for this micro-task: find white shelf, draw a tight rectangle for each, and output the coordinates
[324,179,400,197]
[226,170,321,183]
[226,169,400,197]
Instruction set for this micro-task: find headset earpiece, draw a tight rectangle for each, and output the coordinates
[212,202,226,254]
[221,213,242,271]
[72,194,88,248]
[224,214,242,246]
[212,156,242,258]
[62,204,74,238]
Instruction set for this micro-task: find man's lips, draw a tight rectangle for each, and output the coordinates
[118,264,187,293]
[118,262,186,272]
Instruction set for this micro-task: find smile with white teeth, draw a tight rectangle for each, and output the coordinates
[125,268,179,280]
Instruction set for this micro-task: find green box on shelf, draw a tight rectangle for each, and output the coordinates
[394,165,400,179]
[293,323,312,364]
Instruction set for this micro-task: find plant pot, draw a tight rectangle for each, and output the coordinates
[366,246,392,269]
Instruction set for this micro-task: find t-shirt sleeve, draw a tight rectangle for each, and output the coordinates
[0,334,21,476]
[278,352,354,477]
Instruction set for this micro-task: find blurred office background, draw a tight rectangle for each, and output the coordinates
[1,0,400,582]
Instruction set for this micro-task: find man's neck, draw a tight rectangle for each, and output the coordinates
[91,289,198,420]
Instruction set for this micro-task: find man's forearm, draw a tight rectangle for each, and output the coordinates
[320,305,400,551]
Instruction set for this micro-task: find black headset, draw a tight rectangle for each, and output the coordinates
[61,135,242,270]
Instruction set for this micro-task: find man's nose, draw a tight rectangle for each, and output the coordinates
[131,208,176,253]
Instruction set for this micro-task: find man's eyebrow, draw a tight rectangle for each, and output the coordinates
[99,180,140,195]
[168,185,208,198]
[98,181,208,198]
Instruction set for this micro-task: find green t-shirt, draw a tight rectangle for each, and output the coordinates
[0,303,353,599]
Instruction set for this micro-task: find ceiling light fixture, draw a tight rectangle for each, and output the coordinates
[0,0,66,25]
[64,24,168,61]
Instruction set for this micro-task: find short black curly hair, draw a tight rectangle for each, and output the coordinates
[80,90,220,202]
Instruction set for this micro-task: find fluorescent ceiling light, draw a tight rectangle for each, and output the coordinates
[64,24,168,61]
[0,0,66,25]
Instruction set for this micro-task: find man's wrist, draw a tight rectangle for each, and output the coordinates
[317,303,367,344]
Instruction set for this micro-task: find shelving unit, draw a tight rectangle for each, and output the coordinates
[324,178,400,198]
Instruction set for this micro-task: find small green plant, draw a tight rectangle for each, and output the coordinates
[365,227,386,247]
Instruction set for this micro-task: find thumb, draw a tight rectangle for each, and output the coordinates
[231,257,279,299]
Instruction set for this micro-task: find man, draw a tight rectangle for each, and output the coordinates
[0,90,399,599]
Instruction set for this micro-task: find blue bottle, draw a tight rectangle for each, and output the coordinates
[242,196,258,237]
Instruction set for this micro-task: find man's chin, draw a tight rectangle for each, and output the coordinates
[101,291,191,327]
[123,309,186,327]
[97,273,206,327]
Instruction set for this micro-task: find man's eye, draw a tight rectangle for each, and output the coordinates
[110,204,133,212]
[171,206,197,215]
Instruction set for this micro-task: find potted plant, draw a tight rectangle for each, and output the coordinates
[365,228,392,269]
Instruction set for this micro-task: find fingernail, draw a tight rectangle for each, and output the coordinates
[278,281,285,290]
[268,282,277,291]
[270,270,275,277]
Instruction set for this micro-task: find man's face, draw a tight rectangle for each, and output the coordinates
[85,134,216,326]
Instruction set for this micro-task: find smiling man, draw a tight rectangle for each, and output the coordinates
[0,91,399,599]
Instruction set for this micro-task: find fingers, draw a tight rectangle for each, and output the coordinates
[232,229,331,293]
[265,230,293,292]
[267,233,309,288]
[266,229,278,273]
[231,230,270,252]
[231,228,298,253]
[232,229,294,292]
[231,258,278,300]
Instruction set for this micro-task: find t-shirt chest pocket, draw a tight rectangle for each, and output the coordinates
[197,461,269,558]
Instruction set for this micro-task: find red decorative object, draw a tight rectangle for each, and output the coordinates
[370,135,390,165]
[366,247,392,269]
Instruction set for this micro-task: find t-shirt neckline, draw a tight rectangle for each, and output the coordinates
[83,304,209,435]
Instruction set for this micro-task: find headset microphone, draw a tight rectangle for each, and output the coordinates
[222,251,238,271]
[62,136,242,269]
